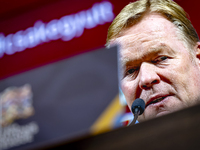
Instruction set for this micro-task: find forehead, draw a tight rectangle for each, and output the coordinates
[118,13,178,48]
[115,13,182,63]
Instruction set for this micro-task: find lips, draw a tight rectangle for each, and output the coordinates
[146,95,168,108]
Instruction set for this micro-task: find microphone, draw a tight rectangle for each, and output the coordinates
[130,98,145,125]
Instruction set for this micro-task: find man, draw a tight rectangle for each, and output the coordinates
[106,0,200,122]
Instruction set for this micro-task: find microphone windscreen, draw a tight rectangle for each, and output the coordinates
[131,98,145,115]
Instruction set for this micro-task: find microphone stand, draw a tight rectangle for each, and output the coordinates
[129,108,140,126]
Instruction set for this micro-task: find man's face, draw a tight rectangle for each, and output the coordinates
[117,13,200,122]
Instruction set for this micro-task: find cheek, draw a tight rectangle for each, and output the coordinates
[169,58,200,102]
[172,58,197,84]
[166,58,190,85]
[121,80,137,106]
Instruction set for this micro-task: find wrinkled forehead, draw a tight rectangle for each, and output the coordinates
[114,32,163,50]
[114,31,174,62]
[112,13,179,50]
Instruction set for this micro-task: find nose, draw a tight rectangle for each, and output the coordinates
[138,62,160,89]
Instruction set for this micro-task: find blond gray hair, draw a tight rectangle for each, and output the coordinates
[106,0,199,50]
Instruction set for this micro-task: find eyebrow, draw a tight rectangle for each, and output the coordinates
[120,43,176,68]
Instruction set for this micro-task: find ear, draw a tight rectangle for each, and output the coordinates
[195,42,200,63]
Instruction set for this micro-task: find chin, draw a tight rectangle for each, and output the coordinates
[155,110,171,117]
[138,110,171,122]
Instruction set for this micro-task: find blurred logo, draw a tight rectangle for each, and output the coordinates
[0,84,34,127]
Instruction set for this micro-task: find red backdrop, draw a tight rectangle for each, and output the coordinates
[0,0,199,80]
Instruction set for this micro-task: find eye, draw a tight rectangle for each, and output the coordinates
[124,67,139,78]
[153,56,168,63]
[127,68,136,75]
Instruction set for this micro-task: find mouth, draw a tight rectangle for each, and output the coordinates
[146,96,167,108]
